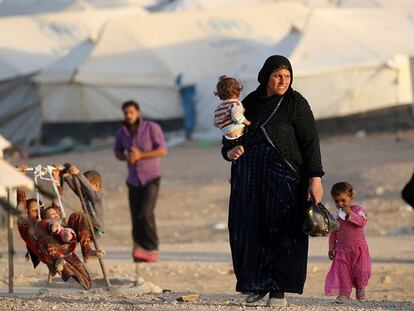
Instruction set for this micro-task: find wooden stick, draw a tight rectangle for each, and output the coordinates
[73,176,111,289]
[7,189,14,294]
[134,263,140,286]
[47,272,53,284]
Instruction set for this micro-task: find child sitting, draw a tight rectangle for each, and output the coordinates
[325,182,371,303]
[214,75,250,143]
[40,204,77,272]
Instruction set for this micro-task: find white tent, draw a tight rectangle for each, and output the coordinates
[35,2,309,126]
[0,74,41,147]
[152,0,414,11]
[337,0,414,10]
[0,7,147,81]
[0,8,147,146]
[0,0,154,16]
[198,8,414,136]
[152,0,281,11]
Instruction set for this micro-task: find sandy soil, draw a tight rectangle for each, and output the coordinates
[0,130,413,310]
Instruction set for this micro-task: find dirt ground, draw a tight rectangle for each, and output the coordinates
[0,130,413,310]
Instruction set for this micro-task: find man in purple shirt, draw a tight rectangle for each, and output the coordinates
[114,100,167,262]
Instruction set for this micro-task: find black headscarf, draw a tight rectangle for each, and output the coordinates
[244,55,295,122]
[257,55,293,88]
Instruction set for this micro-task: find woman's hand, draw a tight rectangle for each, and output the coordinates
[328,250,335,260]
[227,145,244,161]
[307,177,324,204]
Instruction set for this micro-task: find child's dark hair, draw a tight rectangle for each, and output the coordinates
[214,75,243,100]
[40,203,61,219]
[26,198,42,213]
[84,170,102,188]
[331,182,354,198]
[122,100,140,111]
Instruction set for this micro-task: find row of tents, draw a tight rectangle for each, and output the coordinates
[1,1,414,146]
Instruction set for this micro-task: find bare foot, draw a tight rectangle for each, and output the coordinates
[84,250,105,263]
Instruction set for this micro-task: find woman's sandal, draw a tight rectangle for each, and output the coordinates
[245,292,267,303]
[267,292,287,307]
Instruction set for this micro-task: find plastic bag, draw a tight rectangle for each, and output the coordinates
[303,202,339,237]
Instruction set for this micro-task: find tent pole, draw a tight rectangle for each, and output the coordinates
[7,188,14,294]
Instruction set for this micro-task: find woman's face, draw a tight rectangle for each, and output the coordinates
[266,68,291,96]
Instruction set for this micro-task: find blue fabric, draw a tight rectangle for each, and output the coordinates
[179,85,197,139]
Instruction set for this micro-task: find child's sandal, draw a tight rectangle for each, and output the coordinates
[335,295,350,304]
[356,289,366,302]
[55,257,65,272]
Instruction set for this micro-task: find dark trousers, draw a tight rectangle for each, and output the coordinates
[128,178,160,251]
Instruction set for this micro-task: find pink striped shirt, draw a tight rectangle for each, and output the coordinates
[329,205,368,251]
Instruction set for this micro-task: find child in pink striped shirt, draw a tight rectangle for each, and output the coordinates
[325,182,371,303]
[214,75,250,141]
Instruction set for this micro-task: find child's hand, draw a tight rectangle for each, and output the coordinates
[227,145,244,161]
[61,229,74,243]
[69,165,80,175]
[343,205,352,216]
[52,164,62,181]
[328,250,335,260]
[18,164,28,172]
[243,119,251,126]
[50,220,62,234]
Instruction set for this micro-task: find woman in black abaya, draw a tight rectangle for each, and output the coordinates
[222,55,324,306]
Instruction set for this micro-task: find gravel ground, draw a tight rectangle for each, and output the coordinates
[0,130,413,310]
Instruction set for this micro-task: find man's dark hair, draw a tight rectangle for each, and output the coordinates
[122,100,140,111]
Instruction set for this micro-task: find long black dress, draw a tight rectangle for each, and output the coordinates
[228,112,309,294]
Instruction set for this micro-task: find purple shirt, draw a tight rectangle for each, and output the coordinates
[114,119,166,187]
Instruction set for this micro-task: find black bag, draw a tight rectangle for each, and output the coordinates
[303,202,339,237]
[402,170,414,209]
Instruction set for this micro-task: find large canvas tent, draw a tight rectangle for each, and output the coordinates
[34,2,309,140]
[0,0,153,16]
[151,0,414,11]
[0,8,146,146]
[197,8,414,136]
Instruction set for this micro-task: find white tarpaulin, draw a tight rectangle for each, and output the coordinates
[35,2,309,123]
[152,0,414,11]
[198,8,414,135]
[0,0,152,16]
[0,158,33,190]
[0,8,147,145]
[153,0,281,11]
[0,7,147,81]
[0,74,41,147]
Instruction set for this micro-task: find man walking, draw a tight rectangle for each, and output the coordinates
[114,100,167,262]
